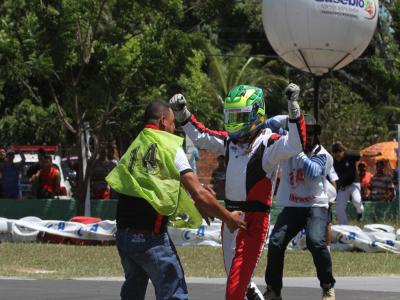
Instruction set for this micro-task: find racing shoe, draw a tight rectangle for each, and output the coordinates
[322,284,335,300]
[263,287,282,300]
[246,282,264,300]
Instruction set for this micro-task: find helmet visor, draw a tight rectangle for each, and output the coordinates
[224,106,252,125]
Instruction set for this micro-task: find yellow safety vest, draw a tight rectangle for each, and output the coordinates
[106,128,202,228]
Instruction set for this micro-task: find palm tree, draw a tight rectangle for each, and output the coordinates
[206,43,288,113]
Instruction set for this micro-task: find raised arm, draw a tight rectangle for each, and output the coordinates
[169,94,226,154]
[262,84,306,171]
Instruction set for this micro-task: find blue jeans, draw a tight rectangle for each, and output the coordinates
[265,207,335,293]
[116,229,188,300]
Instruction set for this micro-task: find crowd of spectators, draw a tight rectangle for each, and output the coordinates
[331,141,397,203]
[69,146,119,200]
[0,140,397,209]
[0,145,120,200]
[0,147,62,199]
[330,141,398,224]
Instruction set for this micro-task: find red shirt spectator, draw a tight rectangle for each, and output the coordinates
[35,155,60,198]
[358,161,372,200]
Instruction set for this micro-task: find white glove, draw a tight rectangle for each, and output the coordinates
[284,83,301,119]
[169,93,191,123]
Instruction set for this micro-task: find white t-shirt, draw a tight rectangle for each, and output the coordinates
[174,147,193,174]
[276,145,334,208]
[327,166,339,182]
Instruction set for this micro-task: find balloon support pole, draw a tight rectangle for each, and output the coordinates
[313,76,323,123]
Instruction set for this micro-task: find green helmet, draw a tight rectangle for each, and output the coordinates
[224,85,266,139]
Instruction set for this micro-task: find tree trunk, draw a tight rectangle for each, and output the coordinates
[76,126,85,216]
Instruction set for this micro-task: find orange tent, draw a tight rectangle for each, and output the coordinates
[360,141,398,170]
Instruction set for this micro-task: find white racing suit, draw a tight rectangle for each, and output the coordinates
[182,114,306,300]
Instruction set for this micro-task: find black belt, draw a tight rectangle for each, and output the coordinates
[224,199,270,212]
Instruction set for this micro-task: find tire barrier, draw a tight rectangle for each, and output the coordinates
[11,216,42,243]
[0,216,116,245]
[1,217,400,253]
[0,198,399,224]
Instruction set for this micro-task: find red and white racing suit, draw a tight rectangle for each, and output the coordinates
[182,114,306,300]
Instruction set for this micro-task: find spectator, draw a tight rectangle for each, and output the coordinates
[394,165,399,201]
[32,154,60,199]
[107,146,118,199]
[1,150,25,199]
[107,145,119,167]
[185,135,199,174]
[91,148,112,199]
[27,147,46,198]
[0,149,6,197]
[264,115,336,300]
[0,149,5,164]
[370,160,395,202]
[192,146,199,174]
[358,161,372,201]
[265,115,336,251]
[64,154,79,197]
[332,141,364,224]
[26,147,46,179]
[211,155,226,200]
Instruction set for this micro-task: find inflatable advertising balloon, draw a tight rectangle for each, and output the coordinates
[262,0,379,75]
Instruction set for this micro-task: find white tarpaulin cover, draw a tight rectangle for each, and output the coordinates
[1,217,400,253]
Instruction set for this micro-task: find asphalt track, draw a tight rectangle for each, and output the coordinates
[1,276,400,299]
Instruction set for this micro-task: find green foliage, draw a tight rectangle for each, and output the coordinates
[319,79,389,150]
[178,49,224,130]
[0,0,398,154]
[205,43,288,121]
[0,0,210,142]
[0,99,66,146]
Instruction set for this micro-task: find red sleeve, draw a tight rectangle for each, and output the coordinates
[290,115,306,151]
[187,114,228,139]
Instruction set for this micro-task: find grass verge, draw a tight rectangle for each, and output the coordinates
[0,243,399,279]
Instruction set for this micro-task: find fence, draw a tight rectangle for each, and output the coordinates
[0,198,398,224]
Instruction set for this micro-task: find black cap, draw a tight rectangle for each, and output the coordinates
[332,142,346,153]
[38,148,46,157]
